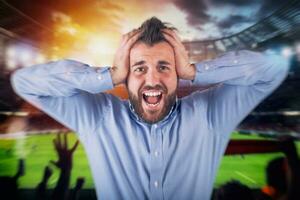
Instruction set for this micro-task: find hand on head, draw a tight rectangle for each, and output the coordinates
[111,24,195,87]
[111,29,142,86]
[162,29,195,80]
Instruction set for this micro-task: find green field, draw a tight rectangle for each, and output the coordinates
[0,132,299,189]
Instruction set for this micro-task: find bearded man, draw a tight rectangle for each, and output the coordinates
[11,17,289,200]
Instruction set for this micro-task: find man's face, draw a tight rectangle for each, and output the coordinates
[127,41,178,124]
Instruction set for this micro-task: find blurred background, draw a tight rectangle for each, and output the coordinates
[0,0,299,199]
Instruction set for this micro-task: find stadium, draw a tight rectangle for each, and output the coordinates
[0,0,299,199]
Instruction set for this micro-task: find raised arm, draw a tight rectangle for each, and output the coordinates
[11,59,114,133]
[192,50,289,137]
[11,30,141,134]
[163,29,289,139]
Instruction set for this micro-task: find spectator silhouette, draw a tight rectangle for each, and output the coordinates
[50,132,79,200]
[36,165,53,200]
[35,132,86,200]
[69,177,85,200]
[0,159,24,200]
[213,180,254,200]
[260,137,300,200]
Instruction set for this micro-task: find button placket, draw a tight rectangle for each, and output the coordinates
[149,124,164,200]
[204,64,210,70]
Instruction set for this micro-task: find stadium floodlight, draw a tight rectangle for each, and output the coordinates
[296,42,300,50]
[6,46,16,58]
[4,43,47,69]
[295,41,300,55]
[281,47,293,58]
[6,59,17,70]
[20,50,32,64]
[265,49,277,55]
[35,54,46,64]
[5,45,18,69]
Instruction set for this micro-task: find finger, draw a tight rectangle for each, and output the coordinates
[71,140,80,153]
[50,160,58,167]
[53,138,58,150]
[122,29,141,44]
[126,31,141,46]
[162,29,182,43]
[44,166,53,177]
[122,29,141,47]
[63,133,68,149]
[163,31,186,50]
[163,32,187,54]
[126,28,139,37]
[75,177,85,190]
[57,133,62,149]
[162,29,186,49]
[45,165,51,173]
[163,32,180,48]
[53,137,61,150]
[124,29,137,37]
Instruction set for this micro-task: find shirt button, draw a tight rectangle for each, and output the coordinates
[96,69,102,73]
[204,64,209,70]
[233,60,238,64]
[153,124,157,128]
[97,75,102,80]
[154,181,159,188]
[154,151,159,157]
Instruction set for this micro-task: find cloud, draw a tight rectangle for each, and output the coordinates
[212,0,259,7]
[256,0,287,18]
[172,0,210,28]
[217,14,253,29]
[169,0,290,36]
[8,0,124,33]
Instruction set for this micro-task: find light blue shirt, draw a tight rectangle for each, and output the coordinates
[11,50,289,200]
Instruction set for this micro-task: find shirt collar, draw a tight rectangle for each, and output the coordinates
[128,97,179,125]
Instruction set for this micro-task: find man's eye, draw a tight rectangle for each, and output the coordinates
[159,66,169,71]
[134,67,145,72]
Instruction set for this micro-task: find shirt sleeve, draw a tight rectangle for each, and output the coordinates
[10,59,114,134]
[191,50,289,139]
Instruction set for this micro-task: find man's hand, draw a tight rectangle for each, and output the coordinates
[162,29,195,80]
[111,29,141,86]
[51,132,79,171]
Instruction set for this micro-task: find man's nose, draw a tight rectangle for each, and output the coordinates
[145,70,160,86]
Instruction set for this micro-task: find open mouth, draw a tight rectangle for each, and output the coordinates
[142,91,163,107]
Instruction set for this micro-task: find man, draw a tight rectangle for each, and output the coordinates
[11,17,289,200]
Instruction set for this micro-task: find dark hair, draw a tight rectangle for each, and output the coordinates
[137,17,176,46]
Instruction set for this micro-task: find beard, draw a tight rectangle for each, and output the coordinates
[128,84,177,124]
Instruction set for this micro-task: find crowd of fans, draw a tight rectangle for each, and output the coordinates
[214,137,300,200]
[0,133,299,200]
[0,132,85,200]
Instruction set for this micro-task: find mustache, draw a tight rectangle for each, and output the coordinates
[139,84,167,94]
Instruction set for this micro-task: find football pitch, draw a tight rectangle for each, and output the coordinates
[0,132,299,189]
